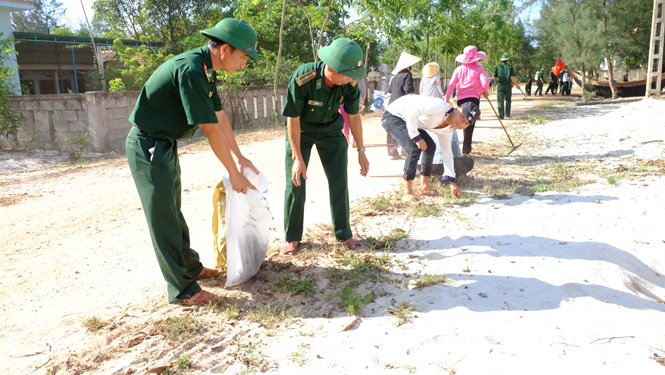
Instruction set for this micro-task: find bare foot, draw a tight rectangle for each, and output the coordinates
[176,290,218,305]
[505,116,512,119]
[421,186,442,196]
[402,194,420,205]
[282,241,300,256]
[195,266,219,280]
[341,237,362,250]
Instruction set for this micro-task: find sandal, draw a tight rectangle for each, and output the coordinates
[282,241,300,256]
[195,267,220,280]
[174,290,218,305]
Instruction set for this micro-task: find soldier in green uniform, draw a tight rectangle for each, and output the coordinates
[525,69,532,96]
[492,53,521,119]
[125,18,260,304]
[558,69,565,94]
[535,67,545,96]
[282,38,370,256]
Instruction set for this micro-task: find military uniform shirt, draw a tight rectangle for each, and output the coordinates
[526,72,532,84]
[129,46,223,140]
[492,63,516,84]
[283,61,360,126]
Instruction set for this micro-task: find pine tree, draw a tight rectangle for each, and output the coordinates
[11,0,66,34]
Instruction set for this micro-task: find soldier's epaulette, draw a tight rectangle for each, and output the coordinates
[350,79,357,87]
[296,70,317,86]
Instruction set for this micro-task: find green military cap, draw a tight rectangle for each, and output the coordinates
[500,53,511,61]
[317,38,367,78]
[526,68,530,71]
[201,18,259,61]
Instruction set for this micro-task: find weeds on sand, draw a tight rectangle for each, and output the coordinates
[340,287,373,316]
[526,116,546,125]
[387,301,415,325]
[413,274,448,289]
[81,315,105,330]
[365,229,408,251]
[245,303,296,329]
[288,343,310,366]
[404,365,417,373]
[176,356,191,369]
[273,274,316,295]
[152,316,203,341]
[327,251,392,288]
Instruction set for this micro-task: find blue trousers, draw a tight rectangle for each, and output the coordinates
[381,111,435,181]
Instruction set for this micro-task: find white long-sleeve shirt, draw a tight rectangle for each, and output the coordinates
[386,95,457,182]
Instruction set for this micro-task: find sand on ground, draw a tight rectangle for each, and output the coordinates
[2,92,665,374]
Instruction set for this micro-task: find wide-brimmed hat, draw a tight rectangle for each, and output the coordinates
[200,18,259,61]
[500,53,511,62]
[455,45,487,64]
[317,38,366,78]
[391,52,421,75]
[422,62,440,78]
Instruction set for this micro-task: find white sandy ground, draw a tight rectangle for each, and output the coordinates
[2,95,665,374]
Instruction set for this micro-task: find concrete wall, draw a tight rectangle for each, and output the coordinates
[1,82,353,152]
[0,91,138,152]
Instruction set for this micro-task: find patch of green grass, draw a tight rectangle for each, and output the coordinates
[245,304,295,329]
[81,315,105,330]
[365,229,408,251]
[328,251,392,288]
[413,274,448,289]
[526,116,546,125]
[404,364,417,373]
[273,274,316,295]
[153,316,204,341]
[176,356,191,369]
[606,173,625,185]
[340,287,373,316]
[288,343,310,366]
[409,201,444,217]
[387,301,415,324]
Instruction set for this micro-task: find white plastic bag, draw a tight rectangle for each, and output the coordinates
[371,90,386,113]
[222,167,272,287]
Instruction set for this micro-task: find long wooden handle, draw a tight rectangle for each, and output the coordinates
[485,97,516,149]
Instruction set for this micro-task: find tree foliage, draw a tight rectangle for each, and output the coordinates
[11,0,66,34]
[0,34,25,138]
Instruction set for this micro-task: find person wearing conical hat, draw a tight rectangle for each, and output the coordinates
[281,38,370,256]
[420,62,444,98]
[386,52,421,159]
[492,53,520,119]
[535,67,545,96]
[126,18,260,304]
[446,45,489,155]
[525,69,533,96]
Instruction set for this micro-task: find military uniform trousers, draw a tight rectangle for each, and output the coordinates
[496,82,513,119]
[126,126,203,303]
[525,82,532,96]
[284,121,352,243]
[535,82,544,95]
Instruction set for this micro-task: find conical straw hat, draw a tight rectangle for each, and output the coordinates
[392,52,422,75]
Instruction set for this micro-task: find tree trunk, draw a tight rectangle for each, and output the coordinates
[606,55,617,99]
[275,0,287,100]
[581,63,587,101]
[444,53,448,89]
[423,32,429,62]
[315,0,334,57]
[365,41,370,71]
[298,0,317,61]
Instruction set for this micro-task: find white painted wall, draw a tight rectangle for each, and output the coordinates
[0,1,33,95]
[0,9,21,95]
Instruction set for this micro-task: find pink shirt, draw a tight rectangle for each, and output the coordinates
[445,63,489,102]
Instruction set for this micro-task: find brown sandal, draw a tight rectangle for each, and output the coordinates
[174,290,218,305]
[195,267,220,280]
